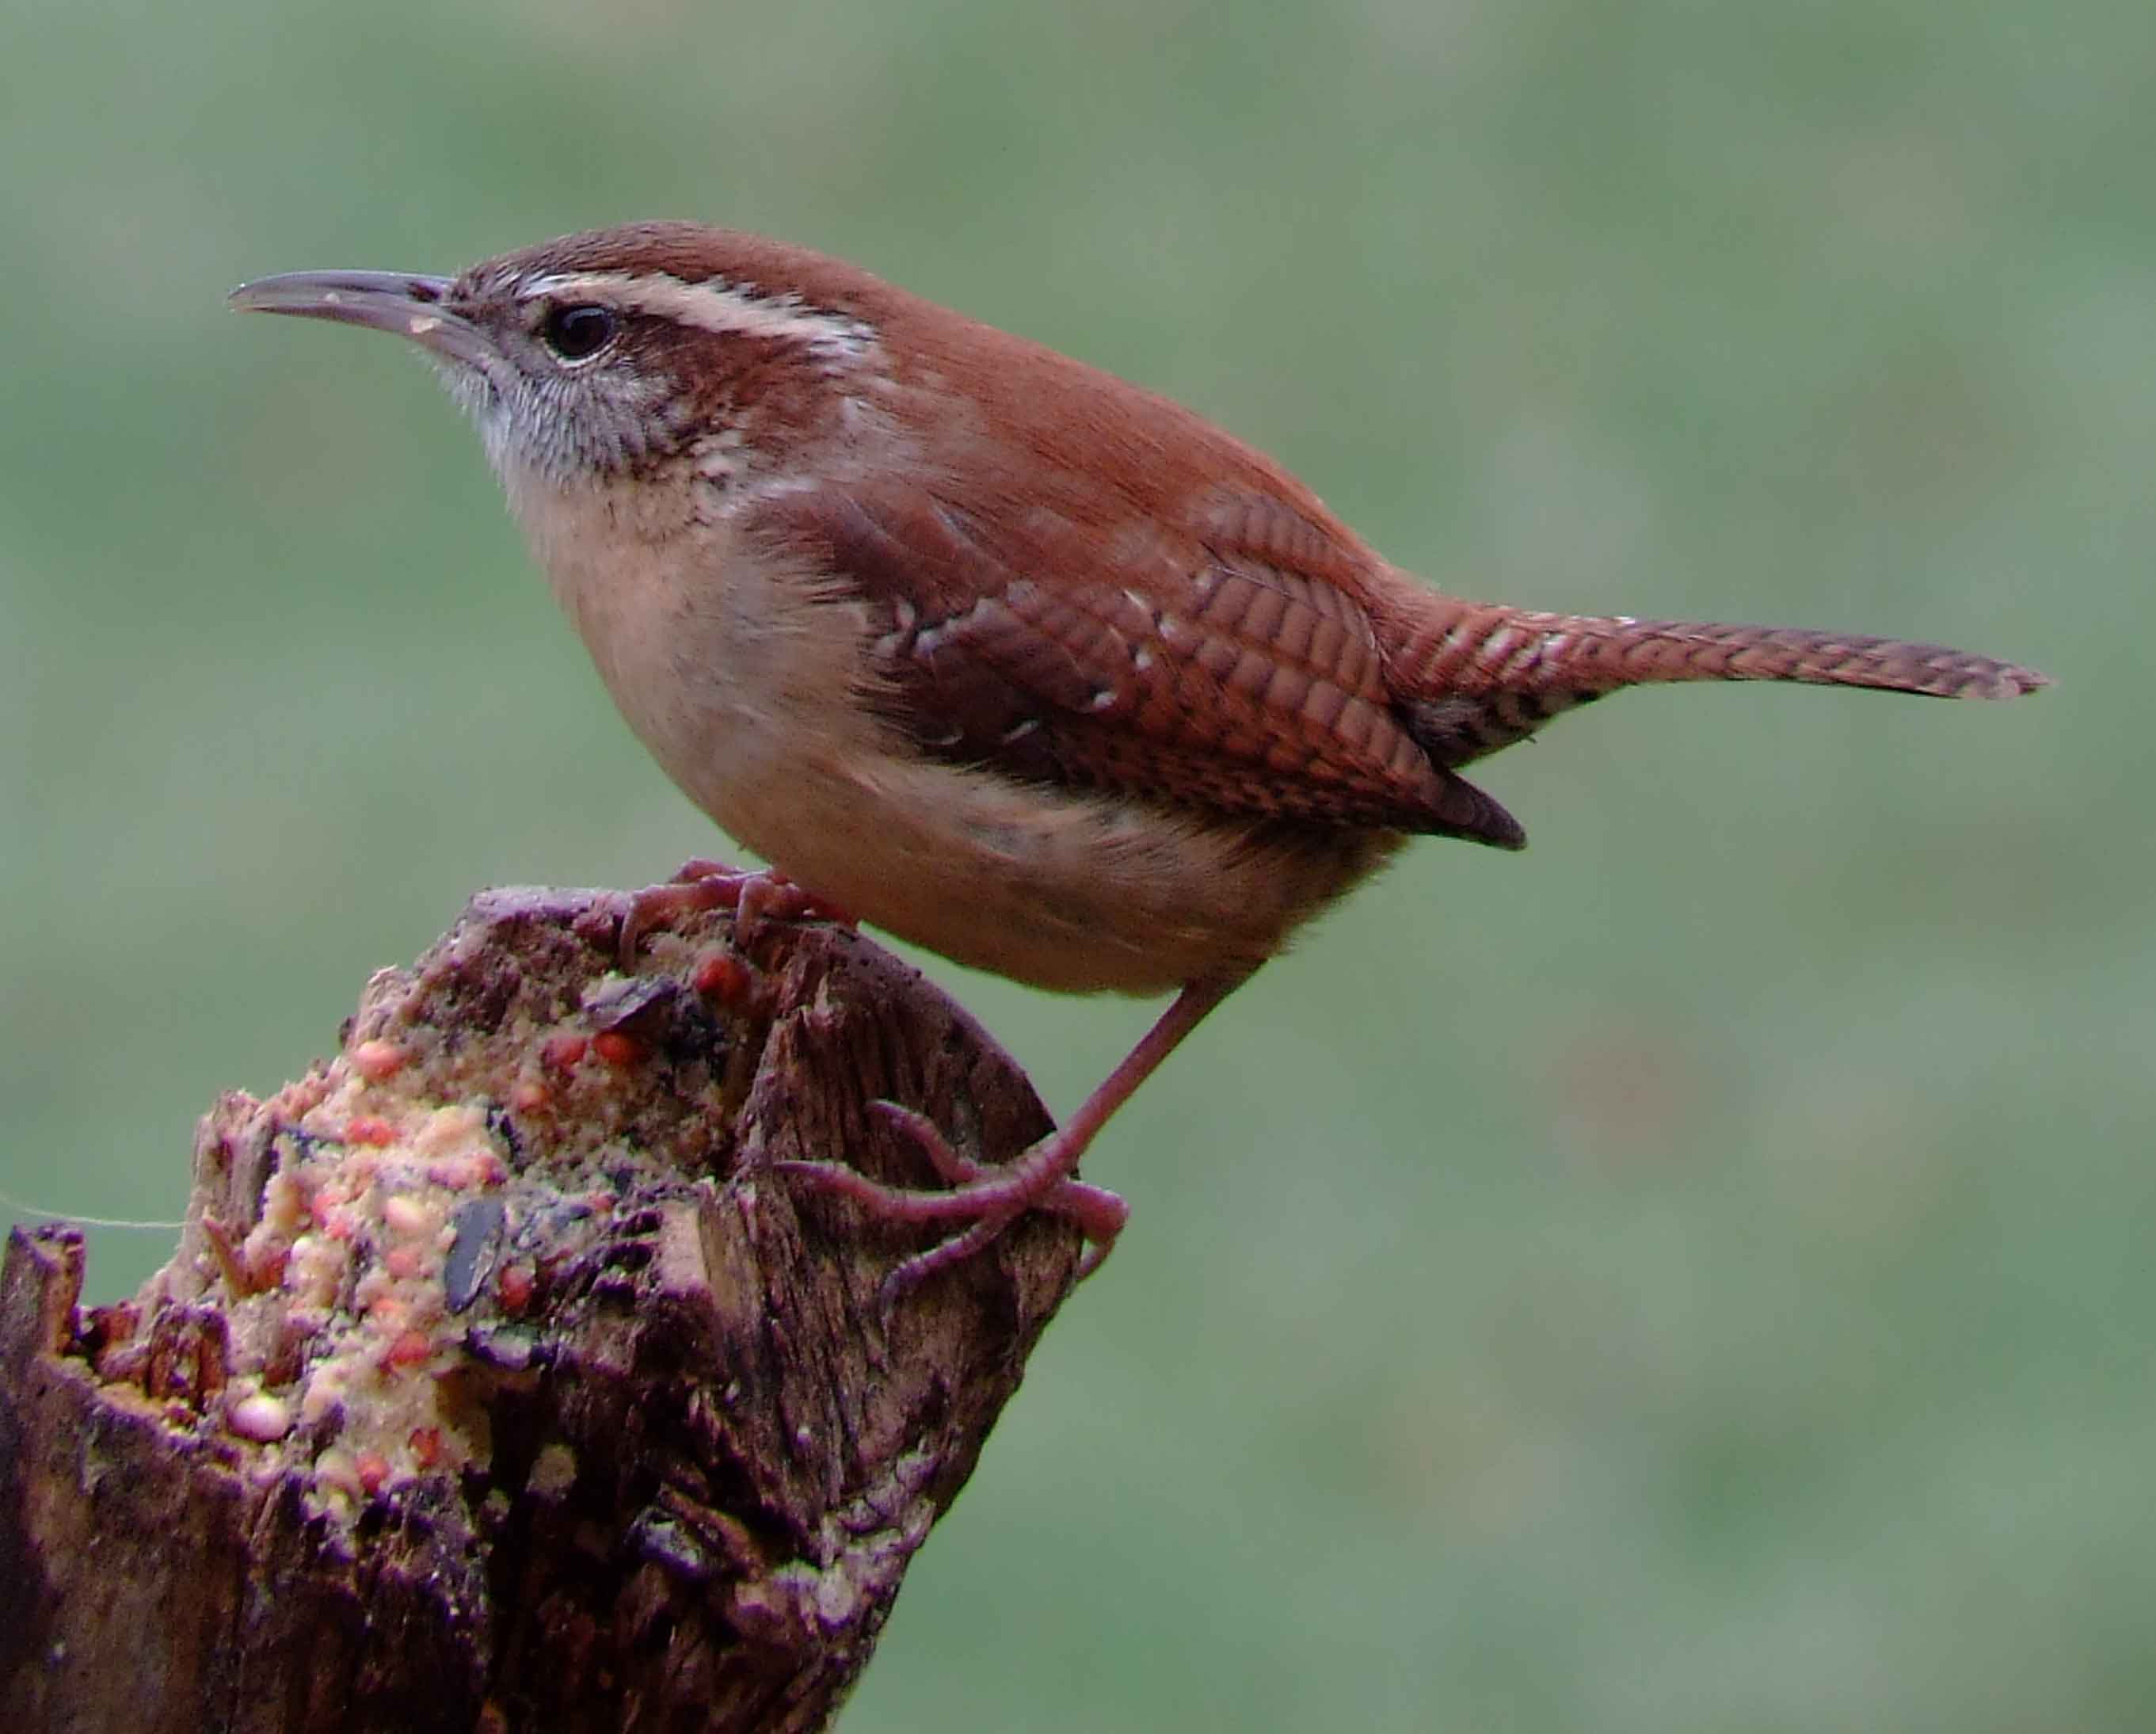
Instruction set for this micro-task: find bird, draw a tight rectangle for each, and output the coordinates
[230,223,2047,1297]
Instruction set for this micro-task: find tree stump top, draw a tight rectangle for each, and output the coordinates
[1,888,1082,1732]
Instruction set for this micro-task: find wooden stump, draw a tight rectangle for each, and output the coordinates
[0,888,1082,1732]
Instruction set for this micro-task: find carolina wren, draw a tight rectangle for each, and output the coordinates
[231,223,2046,1294]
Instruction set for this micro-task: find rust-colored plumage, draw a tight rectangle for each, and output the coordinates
[231,223,2048,1295]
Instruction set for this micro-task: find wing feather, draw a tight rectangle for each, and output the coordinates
[749,482,1525,847]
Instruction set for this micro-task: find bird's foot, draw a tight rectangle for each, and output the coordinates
[618,859,856,966]
[775,1101,1126,1307]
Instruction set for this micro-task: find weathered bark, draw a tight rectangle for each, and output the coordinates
[0,887,1081,1732]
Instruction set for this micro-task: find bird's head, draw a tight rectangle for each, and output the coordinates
[230,223,890,497]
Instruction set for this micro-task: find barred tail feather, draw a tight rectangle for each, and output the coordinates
[1394,602,2048,767]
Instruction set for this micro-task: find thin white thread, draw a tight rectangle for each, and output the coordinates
[0,1187,183,1231]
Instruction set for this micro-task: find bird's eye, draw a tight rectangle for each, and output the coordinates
[539,303,617,361]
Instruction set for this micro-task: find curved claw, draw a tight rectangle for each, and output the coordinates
[617,863,854,966]
[776,978,1236,1302]
[878,1212,1023,1312]
[737,874,856,940]
[775,1153,1127,1240]
[868,1099,989,1187]
[771,1098,1129,1301]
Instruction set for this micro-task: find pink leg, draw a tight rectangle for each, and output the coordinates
[775,973,1248,1301]
[618,859,856,965]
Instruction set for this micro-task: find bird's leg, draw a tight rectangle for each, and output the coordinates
[618,858,857,965]
[776,972,1248,1300]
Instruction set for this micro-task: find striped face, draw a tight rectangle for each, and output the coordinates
[232,224,897,492]
[434,245,888,491]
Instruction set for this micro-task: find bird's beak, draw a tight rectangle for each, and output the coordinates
[228,269,493,370]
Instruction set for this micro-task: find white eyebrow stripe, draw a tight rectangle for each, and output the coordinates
[518,270,877,360]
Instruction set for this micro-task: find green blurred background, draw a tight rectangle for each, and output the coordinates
[4,1,2147,1727]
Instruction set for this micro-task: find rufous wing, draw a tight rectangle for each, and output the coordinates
[750,482,1527,847]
